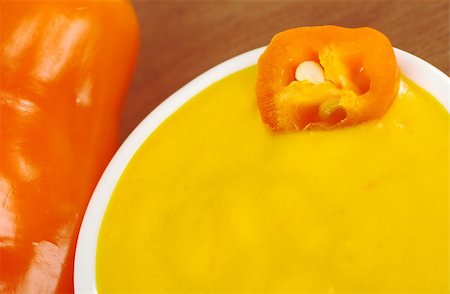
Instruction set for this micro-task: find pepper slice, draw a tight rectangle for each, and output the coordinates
[256,26,400,131]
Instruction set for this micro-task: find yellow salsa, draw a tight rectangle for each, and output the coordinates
[96,66,449,293]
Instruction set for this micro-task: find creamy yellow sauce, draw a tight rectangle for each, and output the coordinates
[96,66,449,293]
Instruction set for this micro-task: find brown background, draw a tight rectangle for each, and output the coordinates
[122,0,449,142]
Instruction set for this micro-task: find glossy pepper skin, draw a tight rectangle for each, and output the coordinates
[0,1,139,292]
[256,26,399,131]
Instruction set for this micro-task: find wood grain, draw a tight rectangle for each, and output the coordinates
[121,0,449,141]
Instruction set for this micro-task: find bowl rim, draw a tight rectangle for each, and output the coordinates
[74,47,450,293]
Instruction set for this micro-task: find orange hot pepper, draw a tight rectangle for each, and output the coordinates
[256,26,400,131]
[0,1,139,292]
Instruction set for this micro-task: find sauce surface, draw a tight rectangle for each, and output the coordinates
[96,66,449,293]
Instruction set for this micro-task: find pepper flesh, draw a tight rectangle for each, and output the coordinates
[256,26,400,131]
[0,1,139,292]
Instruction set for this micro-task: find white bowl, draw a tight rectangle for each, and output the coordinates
[74,47,450,293]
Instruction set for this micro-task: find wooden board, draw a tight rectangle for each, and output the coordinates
[122,0,449,141]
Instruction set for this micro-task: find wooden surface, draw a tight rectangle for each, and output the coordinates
[121,0,449,142]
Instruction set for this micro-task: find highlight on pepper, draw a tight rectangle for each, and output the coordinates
[256,25,400,131]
